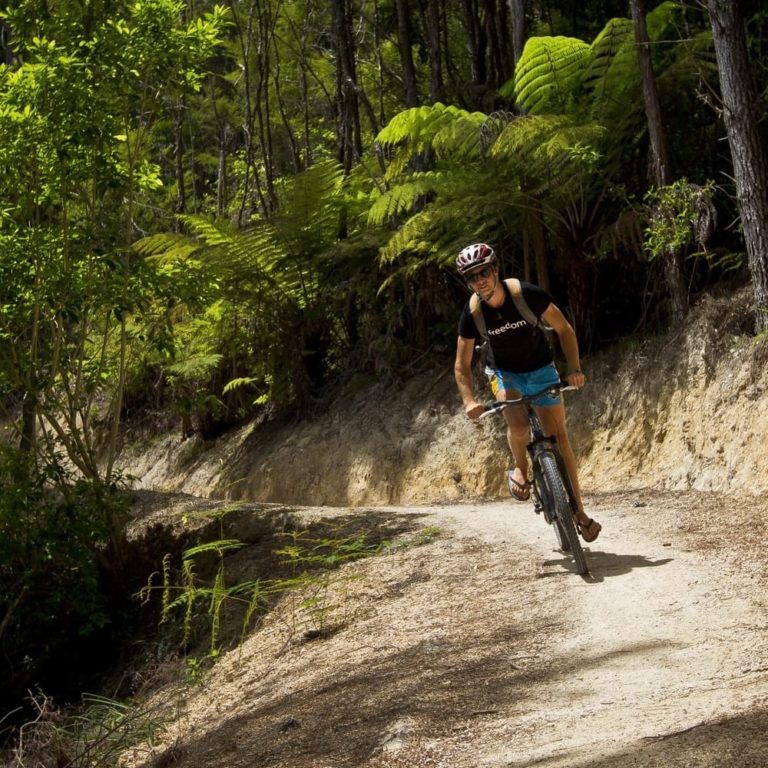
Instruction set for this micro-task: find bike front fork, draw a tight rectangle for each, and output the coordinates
[530,464,553,524]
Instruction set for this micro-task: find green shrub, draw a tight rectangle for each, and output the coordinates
[0,446,128,714]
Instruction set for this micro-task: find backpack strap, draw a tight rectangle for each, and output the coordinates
[469,292,487,339]
[506,278,550,330]
[469,278,549,339]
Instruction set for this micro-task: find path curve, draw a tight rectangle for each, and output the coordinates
[125,489,768,768]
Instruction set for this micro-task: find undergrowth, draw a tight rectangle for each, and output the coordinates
[144,516,393,661]
[1,503,440,767]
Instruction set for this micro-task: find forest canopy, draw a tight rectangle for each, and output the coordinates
[0,0,766,451]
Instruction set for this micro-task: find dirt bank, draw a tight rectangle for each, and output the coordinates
[120,285,768,506]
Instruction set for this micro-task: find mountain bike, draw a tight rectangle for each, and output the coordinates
[480,383,589,575]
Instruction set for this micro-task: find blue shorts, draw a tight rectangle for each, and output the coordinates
[485,363,562,406]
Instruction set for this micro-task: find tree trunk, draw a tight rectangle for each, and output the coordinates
[19,389,37,454]
[1,19,14,65]
[460,0,486,88]
[631,0,688,323]
[418,0,447,104]
[483,0,512,89]
[330,0,363,173]
[216,123,228,217]
[174,100,187,224]
[708,0,768,332]
[566,254,594,351]
[508,0,525,66]
[395,0,420,107]
[230,0,268,223]
[254,0,277,212]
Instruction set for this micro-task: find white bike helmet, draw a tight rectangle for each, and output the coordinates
[456,243,496,276]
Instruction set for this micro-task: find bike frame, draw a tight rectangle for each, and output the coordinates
[481,383,588,573]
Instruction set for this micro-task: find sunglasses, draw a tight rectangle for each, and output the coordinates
[465,266,494,283]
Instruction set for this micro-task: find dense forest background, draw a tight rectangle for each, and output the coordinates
[2,0,768,748]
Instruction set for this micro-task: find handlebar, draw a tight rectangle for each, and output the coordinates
[478,383,578,419]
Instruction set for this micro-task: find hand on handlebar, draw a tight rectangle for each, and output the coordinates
[565,369,586,389]
[464,400,485,421]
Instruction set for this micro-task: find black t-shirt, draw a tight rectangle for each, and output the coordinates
[458,280,554,372]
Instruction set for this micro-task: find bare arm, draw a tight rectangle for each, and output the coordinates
[454,336,485,419]
[541,303,586,388]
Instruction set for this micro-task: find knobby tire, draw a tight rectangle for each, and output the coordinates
[534,464,569,552]
[539,452,589,575]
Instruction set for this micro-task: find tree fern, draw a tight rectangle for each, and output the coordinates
[167,352,223,380]
[272,159,346,257]
[507,36,592,114]
[131,232,201,263]
[367,173,443,227]
[377,104,483,148]
[581,18,634,104]
[375,103,486,168]
[489,114,606,195]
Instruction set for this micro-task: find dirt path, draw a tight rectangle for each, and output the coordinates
[425,492,768,766]
[125,489,768,768]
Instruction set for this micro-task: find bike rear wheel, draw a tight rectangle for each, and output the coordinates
[538,452,588,575]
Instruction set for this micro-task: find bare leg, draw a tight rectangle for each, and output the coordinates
[500,394,529,488]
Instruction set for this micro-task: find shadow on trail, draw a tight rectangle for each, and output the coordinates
[138,538,697,768]
[537,550,673,582]
[137,620,556,768]
[504,708,768,768]
[585,551,674,581]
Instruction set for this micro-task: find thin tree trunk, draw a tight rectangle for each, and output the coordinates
[395,0,420,107]
[708,0,768,332]
[566,253,594,350]
[254,0,277,213]
[230,0,268,223]
[631,0,687,323]
[174,99,187,224]
[508,0,525,67]
[272,32,302,174]
[483,0,511,88]
[331,0,363,173]
[419,0,447,103]
[19,390,36,453]
[460,0,486,87]
[216,123,228,217]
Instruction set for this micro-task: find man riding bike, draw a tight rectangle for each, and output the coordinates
[453,243,601,543]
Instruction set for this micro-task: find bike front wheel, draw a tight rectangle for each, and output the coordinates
[538,452,588,575]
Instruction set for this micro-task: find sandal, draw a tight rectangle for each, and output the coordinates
[507,471,531,502]
[577,517,601,543]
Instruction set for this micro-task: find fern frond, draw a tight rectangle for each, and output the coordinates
[430,106,486,160]
[514,36,592,114]
[375,104,433,147]
[367,174,442,226]
[222,376,257,394]
[132,233,201,263]
[489,115,606,198]
[376,190,496,273]
[179,214,237,247]
[646,1,682,41]
[183,539,245,558]
[376,208,441,268]
[167,352,223,380]
[582,17,634,100]
[376,103,485,158]
[273,159,346,255]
